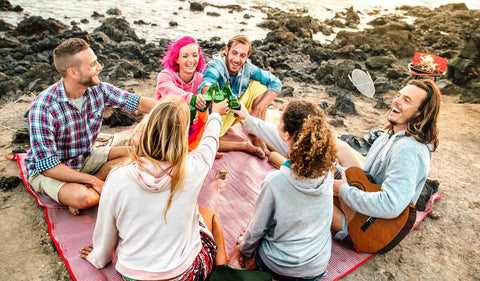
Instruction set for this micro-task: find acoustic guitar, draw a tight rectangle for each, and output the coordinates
[335,166,416,254]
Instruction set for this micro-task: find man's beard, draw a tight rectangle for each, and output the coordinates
[79,76,100,87]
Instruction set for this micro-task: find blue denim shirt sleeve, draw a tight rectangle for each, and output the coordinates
[199,60,226,92]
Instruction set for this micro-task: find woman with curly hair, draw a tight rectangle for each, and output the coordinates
[230,99,337,281]
[155,36,208,151]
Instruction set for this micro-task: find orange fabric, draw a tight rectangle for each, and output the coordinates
[188,110,208,151]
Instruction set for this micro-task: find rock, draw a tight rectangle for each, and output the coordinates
[326,87,349,97]
[106,8,122,15]
[0,176,21,191]
[460,81,480,103]
[374,96,390,110]
[91,11,104,18]
[334,93,357,115]
[104,109,134,127]
[190,2,204,11]
[447,57,476,86]
[95,17,139,42]
[207,11,220,17]
[365,56,395,70]
[437,3,468,11]
[13,128,29,144]
[265,26,297,45]
[279,86,294,97]
[460,39,479,61]
[436,79,463,95]
[318,74,333,85]
[169,21,178,27]
[15,16,68,36]
[257,20,278,30]
[80,18,89,24]
[0,19,14,31]
[243,14,252,19]
[134,20,148,25]
[344,7,360,27]
[329,119,344,127]
[427,210,441,219]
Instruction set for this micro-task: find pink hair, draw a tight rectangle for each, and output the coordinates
[162,36,206,73]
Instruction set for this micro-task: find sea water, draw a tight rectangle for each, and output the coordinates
[1,0,478,43]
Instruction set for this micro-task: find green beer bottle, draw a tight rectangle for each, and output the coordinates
[198,86,214,112]
[222,82,240,110]
[213,82,225,103]
[189,105,197,125]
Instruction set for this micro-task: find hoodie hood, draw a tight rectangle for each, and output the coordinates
[126,158,173,192]
[279,166,333,196]
[162,68,201,93]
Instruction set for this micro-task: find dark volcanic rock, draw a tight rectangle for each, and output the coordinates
[13,127,29,144]
[279,86,294,97]
[95,17,140,43]
[460,81,480,103]
[334,93,357,115]
[0,176,21,191]
[15,16,68,36]
[190,2,204,11]
[106,8,122,15]
[365,56,395,70]
[0,0,22,11]
[0,19,15,31]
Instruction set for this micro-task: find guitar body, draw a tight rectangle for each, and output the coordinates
[338,167,416,254]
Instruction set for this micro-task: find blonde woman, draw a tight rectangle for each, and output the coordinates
[80,95,229,280]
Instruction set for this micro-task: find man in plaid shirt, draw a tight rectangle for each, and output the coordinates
[25,38,158,215]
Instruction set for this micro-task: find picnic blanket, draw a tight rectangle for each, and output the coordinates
[13,124,442,281]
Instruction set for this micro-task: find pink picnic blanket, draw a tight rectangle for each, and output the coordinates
[13,125,441,281]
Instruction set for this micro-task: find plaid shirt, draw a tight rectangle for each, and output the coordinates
[25,79,140,178]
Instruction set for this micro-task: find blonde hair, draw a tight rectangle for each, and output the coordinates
[283,99,337,178]
[127,95,190,218]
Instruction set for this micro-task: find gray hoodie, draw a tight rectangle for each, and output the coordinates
[240,165,333,278]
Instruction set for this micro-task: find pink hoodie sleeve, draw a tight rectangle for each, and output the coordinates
[155,70,193,104]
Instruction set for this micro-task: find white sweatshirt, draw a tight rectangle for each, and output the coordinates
[86,113,222,280]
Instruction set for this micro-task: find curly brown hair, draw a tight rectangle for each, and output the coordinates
[283,99,337,179]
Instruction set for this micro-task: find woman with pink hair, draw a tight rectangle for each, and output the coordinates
[155,36,208,151]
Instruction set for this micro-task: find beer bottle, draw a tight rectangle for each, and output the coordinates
[189,105,197,125]
[198,86,214,112]
[222,82,240,110]
[213,82,225,103]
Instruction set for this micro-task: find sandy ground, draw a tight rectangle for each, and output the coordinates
[0,77,479,281]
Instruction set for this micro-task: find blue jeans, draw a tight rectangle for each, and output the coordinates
[255,253,325,281]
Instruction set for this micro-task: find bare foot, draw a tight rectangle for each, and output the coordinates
[244,142,265,159]
[215,152,224,159]
[252,136,270,157]
[69,206,80,216]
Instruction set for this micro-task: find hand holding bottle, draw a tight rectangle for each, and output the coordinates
[230,102,249,120]
[211,99,228,115]
[195,94,207,110]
